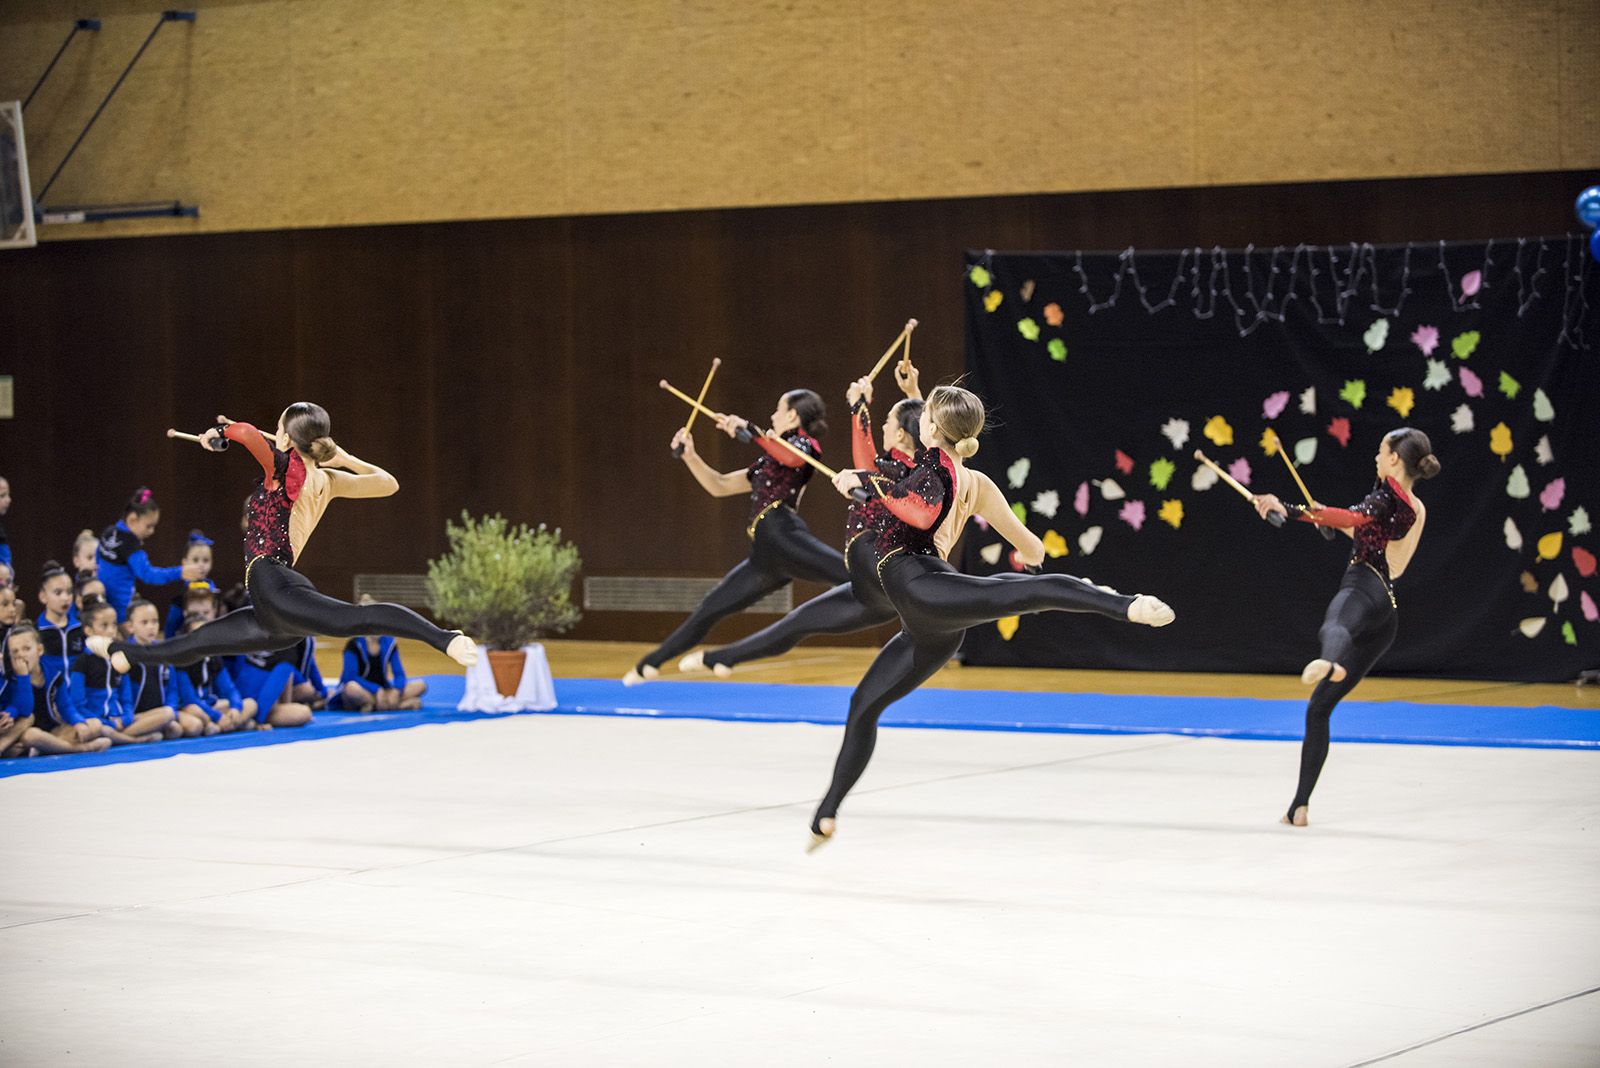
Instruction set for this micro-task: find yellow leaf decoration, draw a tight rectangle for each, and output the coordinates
[1260,429,1281,457]
[1041,530,1069,558]
[1203,415,1234,447]
[1537,531,1563,561]
[1489,422,1513,461]
[1386,386,1415,419]
[983,290,1003,312]
[1158,499,1184,529]
[997,616,1020,640]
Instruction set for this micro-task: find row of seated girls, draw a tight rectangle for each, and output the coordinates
[0,485,426,758]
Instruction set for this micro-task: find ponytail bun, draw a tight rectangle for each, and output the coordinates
[1417,453,1441,480]
[306,437,338,464]
[953,436,980,459]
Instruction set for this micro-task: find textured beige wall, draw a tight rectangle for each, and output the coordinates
[2,0,1594,239]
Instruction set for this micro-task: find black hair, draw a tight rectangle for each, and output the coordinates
[125,486,160,518]
[125,597,157,620]
[890,398,924,444]
[782,389,828,437]
[39,559,68,584]
[79,597,116,628]
[282,401,338,463]
[1385,427,1441,480]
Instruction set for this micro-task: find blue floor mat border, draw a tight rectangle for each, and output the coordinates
[4,674,1595,778]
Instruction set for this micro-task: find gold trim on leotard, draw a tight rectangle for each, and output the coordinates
[746,500,786,541]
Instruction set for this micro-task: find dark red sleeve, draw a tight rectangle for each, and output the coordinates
[850,402,878,471]
[873,463,946,531]
[1296,507,1371,529]
[224,423,278,488]
[1296,483,1392,529]
[754,434,810,469]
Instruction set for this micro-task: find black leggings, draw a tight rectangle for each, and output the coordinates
[638,507,848,672]
[814,553,1137,830]
[704,537,896,670]
[114,559,459,668]
[1288,565,1398,815]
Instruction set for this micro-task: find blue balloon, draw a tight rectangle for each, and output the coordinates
[1592,228,1600,265]
[1579,185,1600,229]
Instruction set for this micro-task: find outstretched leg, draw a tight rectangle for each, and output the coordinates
[897,568,1166,633]
[810,629,964,844]
[263,579,461,655]
[698,583,895,673]
[109,608,296,668]
[634,559,788,675]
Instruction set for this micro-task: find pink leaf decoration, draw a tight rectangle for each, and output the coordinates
[1411,324,1439,356]
[1114,450,1135,475]
[1262,391,1290,419]
[1539,478,1566,513]
[1459,366,1483,398]
[1582,590,1599,623]
[1074,481,1090,516]
[1460,270,1482,297]
[971,514,989,531]
[1118,499,1146,531]
[1228,457,1252,487]
[1327,417,1352,448]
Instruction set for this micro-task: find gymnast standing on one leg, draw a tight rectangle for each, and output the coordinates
[88,403,478,674]
[623,389,850,685]
[1251,427,1436,828]
[808,385,1176,849]
[680,363,928,677]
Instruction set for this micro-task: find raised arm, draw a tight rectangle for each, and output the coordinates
[221,422,279,488]
[323,447,400,500]
[673,429,752,498]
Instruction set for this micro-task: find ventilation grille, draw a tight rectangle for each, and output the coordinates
[583,576,792,614]
[352,574,433,608]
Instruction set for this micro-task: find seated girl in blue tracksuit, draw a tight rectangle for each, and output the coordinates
[97,488,204,621]
[2,621,110,757]
[66,598,168,744]
[164,531,217,637]
[119,599,185,739]
[229,643,313,730]
[172,611,254,733]
[336,636,427,711]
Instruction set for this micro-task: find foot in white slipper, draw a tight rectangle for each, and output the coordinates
[622,665,659,687]
[446,634,479,667]
[678,651,707,674]
[1127,595,1175,627]
[1300,658,1347,685]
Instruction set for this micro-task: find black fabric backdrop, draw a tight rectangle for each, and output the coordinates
[959,237,1599,682]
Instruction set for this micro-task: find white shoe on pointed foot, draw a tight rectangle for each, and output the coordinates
[622,665,659,687]
[446,634,479,667]
[678,651,707,674]
[1127,595,1175,627]
[806,817,836,853]
[1300,659,1346,685]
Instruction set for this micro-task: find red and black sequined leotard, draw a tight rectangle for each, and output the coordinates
[843,400,917,551]
[746,428,821,534]
[1288,477,1417,589]
[229,423,305,569]
[860,446,958,576]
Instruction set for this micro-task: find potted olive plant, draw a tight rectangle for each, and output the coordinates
[427,512,581,700]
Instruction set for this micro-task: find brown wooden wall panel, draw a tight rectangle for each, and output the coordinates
[1,1,1593,241]
[0,169,1590,644]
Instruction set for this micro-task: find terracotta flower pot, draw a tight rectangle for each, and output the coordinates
[486,649,526,698]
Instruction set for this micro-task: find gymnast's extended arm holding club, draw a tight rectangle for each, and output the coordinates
[671,424,753,498]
